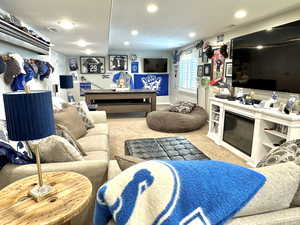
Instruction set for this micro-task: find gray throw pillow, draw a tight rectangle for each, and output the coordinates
[56,124,87,156]
[63,102,95,129]
[257,140,300,168]
[256,140,300,206]
[235,162,300,218]
[29,135,84,163]
[169,101,196,114]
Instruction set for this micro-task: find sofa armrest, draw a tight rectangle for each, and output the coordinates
[0,160,108,189]
[228,207,300,225]
[88,111,107,124]
[108,160,122,180]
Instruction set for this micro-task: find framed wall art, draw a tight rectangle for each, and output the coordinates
[211,49,225,80]
[131,61,139,73]
[109,55,128,71]
[80,56,105,74]
[203,64,211,77]
[202,52,208,63]
[197,65,204,77]
[225,62,232,77]
[199,48,203,58]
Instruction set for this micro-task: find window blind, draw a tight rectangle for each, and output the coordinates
[178,49,198,93]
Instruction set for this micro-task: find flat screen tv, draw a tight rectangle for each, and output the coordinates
[232,20,300,93]
[143,58,168,73]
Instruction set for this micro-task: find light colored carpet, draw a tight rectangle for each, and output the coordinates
[107,114,248,168]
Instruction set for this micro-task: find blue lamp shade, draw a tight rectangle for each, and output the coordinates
[3,91,55,141]
[60,75,74,89]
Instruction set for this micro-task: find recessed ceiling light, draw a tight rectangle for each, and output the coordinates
[124,41,130,46]
[189,32,196,38]
[234,10,247,19]
[147,4,158,13]
[58,19,75,30]
[256,45,264,50]
[131,30,139,36]
[84,49,93,55]
[50,43,55,47]
[76,39,89,47]
[266,27,273,31]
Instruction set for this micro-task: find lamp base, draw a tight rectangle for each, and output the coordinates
[29,184,56,202]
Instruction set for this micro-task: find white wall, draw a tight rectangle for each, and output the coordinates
[170,7,300,109]
[68,50,173,104]
[0,41,68,119]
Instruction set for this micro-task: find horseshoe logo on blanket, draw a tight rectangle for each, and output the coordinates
[93,160,266,225]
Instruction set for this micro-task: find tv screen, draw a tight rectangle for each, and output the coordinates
[144,58,168,73]
[232,20,300,93]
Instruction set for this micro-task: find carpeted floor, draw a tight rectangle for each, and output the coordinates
[107,112,248,168]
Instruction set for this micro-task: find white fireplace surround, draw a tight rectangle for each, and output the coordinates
[208,97,300,167]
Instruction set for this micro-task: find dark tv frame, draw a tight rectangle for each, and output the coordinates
[143,58,168,73]
[231,19,300,94]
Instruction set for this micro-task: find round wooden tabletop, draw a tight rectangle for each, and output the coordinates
[0,171,92,225]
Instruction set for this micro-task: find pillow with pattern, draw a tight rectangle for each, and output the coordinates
[169,101,196,114]
[0,120,34,161]
[256,139,300,207]
[257,139,300,168]
[62,103,95,129]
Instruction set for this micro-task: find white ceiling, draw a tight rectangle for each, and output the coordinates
[109,0,300,51]
[0,0,300,55]
[0,0,112,56]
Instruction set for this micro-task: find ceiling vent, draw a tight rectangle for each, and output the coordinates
[47,27,58,33]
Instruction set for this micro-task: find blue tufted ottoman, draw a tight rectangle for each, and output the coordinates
[125,136,210,161]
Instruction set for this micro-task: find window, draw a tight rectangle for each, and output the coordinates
[178,49,198,93]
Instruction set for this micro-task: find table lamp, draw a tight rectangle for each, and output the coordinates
[60,75,74,102]
[3,90,56,202]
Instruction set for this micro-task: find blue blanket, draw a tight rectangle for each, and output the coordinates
[0,141,35,169]
[94,160,266,225]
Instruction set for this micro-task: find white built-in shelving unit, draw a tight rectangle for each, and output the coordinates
[208,97,300,167]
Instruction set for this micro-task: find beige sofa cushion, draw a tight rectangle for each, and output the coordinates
[77,135,109,152]
[115,155,145,170]
[85,123,109,136]
[29,136,84,163]
[84,151,108,161]
[235,162,300,217]
[54,105,87,139]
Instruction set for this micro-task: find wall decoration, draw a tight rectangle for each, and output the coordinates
[197,65,204,77]
[199,48,203,58]
[69,58,78,71]
[225,62,232,77]
[217,34,224,43]
[80,82,91,96]
[202,52,208,63]
[102,74,110,79]
[134,74,169,96]
[109,55,128,71]
[131,61,139,73]
[80,56,105,74]
[211,49,225,80]
[203,64,211,77]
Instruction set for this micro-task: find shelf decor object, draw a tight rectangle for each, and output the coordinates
[60,75,74,102]
[3,90,56,202]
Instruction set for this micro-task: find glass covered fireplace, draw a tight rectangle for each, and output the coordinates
[223,111,255,156]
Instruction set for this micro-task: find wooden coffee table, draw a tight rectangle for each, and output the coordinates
[0,171,92,225]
